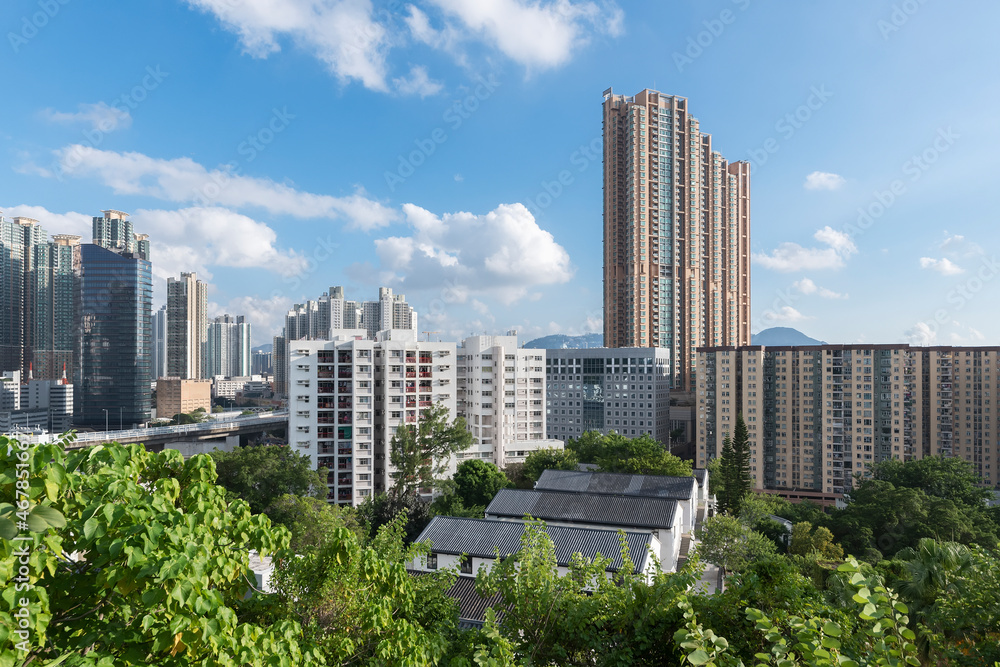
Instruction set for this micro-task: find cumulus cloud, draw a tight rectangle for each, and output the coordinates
[353,202,573,304]
[40,102,132,132]
[760,306,812,325]
[753,226,857,272]
[803,171,845,191]
[793,278,847,299]
[184,0,623,91]
[0,204,91,237]
[136,207,308,283]
[391,65,444,98]
[426,0,624,69]
[919,257,964,276]
[938,233,983,260]
[185,0,392,91]
[50,145,397,231]
[905,322,936,346]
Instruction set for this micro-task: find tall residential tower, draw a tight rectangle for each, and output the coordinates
[602,88,751,392]
[166,272,208,379]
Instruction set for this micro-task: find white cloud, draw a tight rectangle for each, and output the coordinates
[185,0,392,91]
[354,202,573,305]
[753,226,857,272]
[939,233,983,259]
[136,207,308,284]
[0,205,91,237]
[793,278,847,299]
[919,257,964,276]
[422,0,624,69]
[949,326,986,344]
[803,171,845,191]
[761,306,812,325]
[51,145,397,231]
[40,102,132,133]
[905,322,937,346]
[391,65,444,97]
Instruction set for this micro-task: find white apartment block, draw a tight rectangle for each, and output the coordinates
[545,347,672,445]
[287,330,456,506]
[456,335,555,468]
[697,345,1000,505]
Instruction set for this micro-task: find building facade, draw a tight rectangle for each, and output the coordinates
[287,330,456,506]
[75,230,152,429]
[696,345,1000,502]
[166,272,208,379]
[156,378,212,419]
[602,88,751,392]
[206,314,251,378]
[545,347,671,445]
[152,305,168,381]
[456,335,554,467]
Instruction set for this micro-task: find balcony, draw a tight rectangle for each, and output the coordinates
[338,413,353,425]
[338,369,353,379]
[419,356,433,364]
[318,383,336,395]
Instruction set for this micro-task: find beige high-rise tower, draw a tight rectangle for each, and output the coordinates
[166,272,208,379]
[602,88,751,392]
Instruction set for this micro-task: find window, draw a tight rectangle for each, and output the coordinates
[460,554,473,575]
[427,553,438,570]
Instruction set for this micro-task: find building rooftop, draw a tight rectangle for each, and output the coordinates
[417,516,651,574]
[409,571,507,629]
[535,469,697,500]
[486,488,677,532]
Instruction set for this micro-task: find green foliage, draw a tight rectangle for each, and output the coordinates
[211,444,327,515]
[695,514,777,574]
[356,491,432,545]
[717,415,753,516]
[567,431,692,477]
[675,558,920,667]
[263,494,363,553]
[790,522,844,560]
[170,412,206,425]
[429,483,485,519]
[452,460,509,508]
[0,435,324,666]
[476,519,699,665]
[519,448,579,487]
[388,403,474,498]
[267,515,459,665]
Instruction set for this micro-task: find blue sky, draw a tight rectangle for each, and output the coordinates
[2,0,997,347]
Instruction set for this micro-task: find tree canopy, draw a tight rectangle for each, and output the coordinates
[519,447,579,487]
[566,431,691,478]
[211,444,327,515]
[452,459,509,508]
[387,402,473,498]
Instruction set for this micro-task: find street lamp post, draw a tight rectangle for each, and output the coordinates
[119,407,123,430]
[102,409,108,432]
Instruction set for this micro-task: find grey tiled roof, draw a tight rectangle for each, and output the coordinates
[417,516,650,573]
[693,469,708,486]
[486,488,677,531]
[409,571,506,628]
[535,469,697,500]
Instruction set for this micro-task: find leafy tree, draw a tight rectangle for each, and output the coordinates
[695,514,777,575]
[452,459,509,508]
[0,436,324,666]
[722,414,754,515]
[388,402,474,498]
[211,444,327,515]
[705,456,724,501]
[594,433,693,477]
[428,490,484,519]
[872,456,993,510]
[717,433,737,514]
[520,447,579,487]
[266,515,462,666]
[264,493,363,553]
[356,491,432,545]
[790,521,844,559]
[565,430,606,463]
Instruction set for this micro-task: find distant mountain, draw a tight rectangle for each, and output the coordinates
[252,343,273,353]
[751,327,826,346]
[524,333,603,349]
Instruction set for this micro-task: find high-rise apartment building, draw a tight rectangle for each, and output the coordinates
[206,314,252,378]
[75,213,152,429]
[456,335,553,467]
[0,216,79,381]
[602,88,751,392]
[545,347,671,445]
[287,330,457,506]
[166,272,208,379]
[152,305,168,381]
[696,345,1000,503]
[273,286,419,397]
